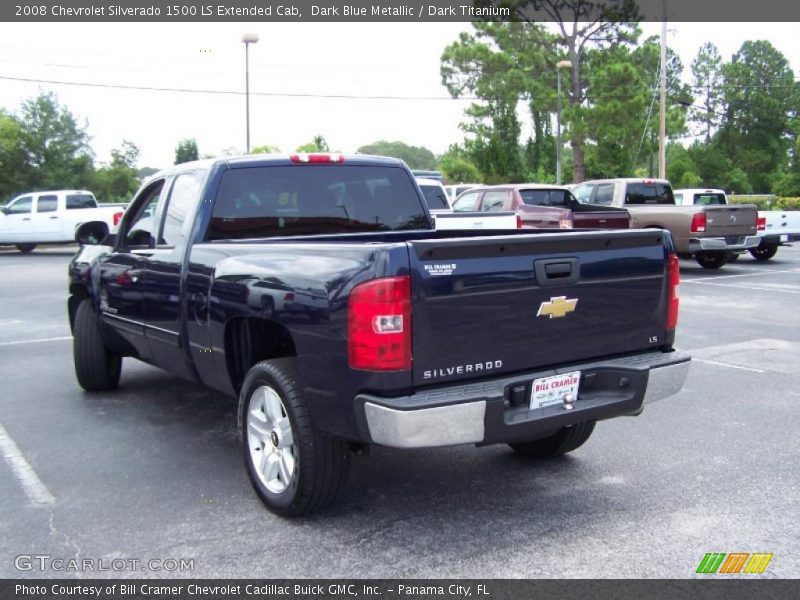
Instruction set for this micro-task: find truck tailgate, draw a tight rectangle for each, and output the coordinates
[407,230,670,386]
[572,207,630,229]
[703,205,757,236]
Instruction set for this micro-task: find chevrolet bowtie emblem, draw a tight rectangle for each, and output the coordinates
[537,296,578,319]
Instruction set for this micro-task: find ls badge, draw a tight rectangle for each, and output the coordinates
[537,296,578,319]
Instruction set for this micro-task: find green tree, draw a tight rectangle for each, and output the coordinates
[92,140,141,203]
[312,134,329,152]
[690,42,724,142]
[500,0,641,182]
[357,140,437,169]
[718,40,796,192]
[441,22,550,181]
[0,111,30,201]
[174,138,199,164]
[251,144,281,154]
[17,92,94,190]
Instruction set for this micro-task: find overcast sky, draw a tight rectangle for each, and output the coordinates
[0,22,797,169]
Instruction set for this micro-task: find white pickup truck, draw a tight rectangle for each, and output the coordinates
[673,188,800,261]
[0,190,125,253]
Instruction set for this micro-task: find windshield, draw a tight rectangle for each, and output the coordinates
[208,165,429,240]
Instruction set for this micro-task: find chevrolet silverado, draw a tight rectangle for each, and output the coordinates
[69,154,690,516]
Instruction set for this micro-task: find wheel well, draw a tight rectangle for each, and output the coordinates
[68,285,90,332]
[225,317,297,394]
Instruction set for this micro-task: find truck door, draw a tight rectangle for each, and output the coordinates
[30,194,61,241]
[141,170,206,381]
[0,196,34,242]
[96,179,165,362]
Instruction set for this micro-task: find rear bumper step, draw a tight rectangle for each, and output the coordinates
[358,350,691,449]
[689,236,759,252]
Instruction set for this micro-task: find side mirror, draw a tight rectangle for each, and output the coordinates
[76,222,110,246]
[0,207,8,215]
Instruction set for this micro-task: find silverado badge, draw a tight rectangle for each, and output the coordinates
[537,296,578,319]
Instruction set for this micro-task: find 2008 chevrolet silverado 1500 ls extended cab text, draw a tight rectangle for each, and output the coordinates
[69,154,690,516]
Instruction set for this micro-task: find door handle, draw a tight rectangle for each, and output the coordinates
[22,217,31,221]
[49,216,58,220]
[534,258,580,287]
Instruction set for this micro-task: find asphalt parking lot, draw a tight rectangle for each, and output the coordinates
[1,244,798,579]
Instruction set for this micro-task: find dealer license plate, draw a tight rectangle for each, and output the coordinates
[530,371,581,410]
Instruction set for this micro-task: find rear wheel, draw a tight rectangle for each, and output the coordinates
[239,359,350,516]
[509,421,596,458]
[749,245,778,261]
[726,253,740,263]
[73,300,121,391]
[15,244,36,253]
[695,252,729,270]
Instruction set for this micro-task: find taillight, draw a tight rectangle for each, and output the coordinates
[516,214,522,229]
[348,276,411,371]
[284,292,295,302]
[757,216,766,231]
[113,212,124,226]
[290,153,345,164]
[559,217,573,229]
[690,212,706,233]
[666,254,680,331]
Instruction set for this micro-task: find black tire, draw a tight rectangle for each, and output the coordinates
[15,244,36,253]
[239,358,350,516]
[73,300,122,391]
[726,253,740,263]
[749,245,778,261]
[509,421,596,458]
[695,252,729,270]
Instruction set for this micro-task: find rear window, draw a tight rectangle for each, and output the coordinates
[418,184,450,210]
[693,193,726,206]
[66,193,97,209]
[519,189,571,207]
[625,182,674,205]
[208,165,428,240]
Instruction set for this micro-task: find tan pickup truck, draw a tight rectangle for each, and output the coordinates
[571,178,759,269]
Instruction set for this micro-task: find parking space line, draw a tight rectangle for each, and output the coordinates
[0,421,56,506]
[683,268,800,283]
[693,358,765,373]
[684,281,800,295]
[0,336,72,347]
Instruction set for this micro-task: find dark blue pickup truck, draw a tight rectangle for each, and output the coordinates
[69,154,690,516]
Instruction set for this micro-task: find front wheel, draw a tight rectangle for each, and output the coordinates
[15,244,36,253]
[239,359,350,516]
[509,421,596,458]
[695,252,729,270]
[749,245,778,261]
[73,300,121,391]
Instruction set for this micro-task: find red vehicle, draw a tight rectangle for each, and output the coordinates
[453,184,630,229]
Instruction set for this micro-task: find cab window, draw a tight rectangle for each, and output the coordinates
[480,191,508,212]
[594,184,615,205]
[572,185,594,204]
[160,171,204,247]
[36,195,58,213]
[121,180,165,248]
[452,192,480,212]
[6,196,32,214]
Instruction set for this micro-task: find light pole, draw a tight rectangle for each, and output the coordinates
[555,60,572,185]
[242,33,259,154]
